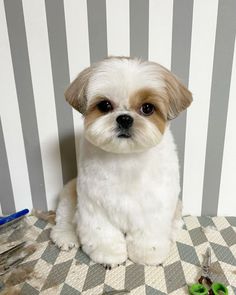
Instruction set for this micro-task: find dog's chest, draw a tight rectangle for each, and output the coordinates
[78,146,166,207]
[78,154,161,230]
[77,135,179,232]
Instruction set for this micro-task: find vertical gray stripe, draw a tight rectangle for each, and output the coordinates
[130,0,149,59]
[171,0,193,199]
[4,0,47,210]
[87,0,107,63]
[45,0,77,184]
[0,118,16,215]
[202,0,236,216]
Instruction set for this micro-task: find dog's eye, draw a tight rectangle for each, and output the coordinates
[97,100,113,113]
[140,103,155,116]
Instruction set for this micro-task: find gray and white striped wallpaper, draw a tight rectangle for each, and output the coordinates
[0,0,236,216]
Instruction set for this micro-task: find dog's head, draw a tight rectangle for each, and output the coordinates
[65,57,192,153]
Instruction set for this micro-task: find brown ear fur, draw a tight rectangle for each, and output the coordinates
[147,61,192,120]
[64,66,93,114]
[161,67,192,120]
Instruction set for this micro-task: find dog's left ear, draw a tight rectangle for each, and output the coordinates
[160,66,193,120]
[64,66,93,114]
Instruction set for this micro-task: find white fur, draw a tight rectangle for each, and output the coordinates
[87,58,165,107]
[50,179,79,251]
[85,58,166,153]
[51,128,182,266]
[51,57,185,267]
[85,110,163,153]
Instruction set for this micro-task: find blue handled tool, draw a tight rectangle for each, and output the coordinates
[0,209,29,226]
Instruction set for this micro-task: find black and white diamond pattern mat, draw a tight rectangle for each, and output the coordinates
[0,216,235,294]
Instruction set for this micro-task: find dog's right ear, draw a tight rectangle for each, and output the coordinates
[64,66,93,114]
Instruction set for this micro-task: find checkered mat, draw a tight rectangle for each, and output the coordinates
[0,216,236,294]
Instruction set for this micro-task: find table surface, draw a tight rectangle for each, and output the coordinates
[0,215,236,295]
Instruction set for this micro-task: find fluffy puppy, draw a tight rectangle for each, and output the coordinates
[50,56,192,267]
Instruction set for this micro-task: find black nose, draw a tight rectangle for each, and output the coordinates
[116,114,134,129]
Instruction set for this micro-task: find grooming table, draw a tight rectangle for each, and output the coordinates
[1,216,236,294]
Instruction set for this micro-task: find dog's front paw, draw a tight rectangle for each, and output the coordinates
[127,238,171,266]
[102,263,121,270]
[83,242,127,267]
[50,226,79,251]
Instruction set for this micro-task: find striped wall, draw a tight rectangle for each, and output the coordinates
[0,0,236,216]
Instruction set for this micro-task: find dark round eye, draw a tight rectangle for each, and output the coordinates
[97,100,113,113]
[140,103,155,116]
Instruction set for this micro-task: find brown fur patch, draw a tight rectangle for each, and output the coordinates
[65,66,95,114]
[5,264,35,287]
[162,69,192,119]
[84,97,115,128]
[31,209,56,225]
[1,286,21,295]
[84,107,104,128]
[129,88,167,134]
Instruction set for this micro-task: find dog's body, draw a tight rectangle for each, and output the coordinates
[51,57,192,267]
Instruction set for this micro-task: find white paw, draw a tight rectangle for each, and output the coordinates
[127,238,171,265]
[102,263,122,270]
[50,226,79,251]
[82,242,127,266]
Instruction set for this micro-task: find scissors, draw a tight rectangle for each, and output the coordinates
[189,247,228,295]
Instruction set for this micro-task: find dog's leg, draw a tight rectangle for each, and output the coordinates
[171,199,184,242]
[77,205,127,268]
[50,178,80,251]
[126,207,174,266]
[126,229,171,266]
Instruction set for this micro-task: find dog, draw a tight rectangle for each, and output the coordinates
[50,56,192,267]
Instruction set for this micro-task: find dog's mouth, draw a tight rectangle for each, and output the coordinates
[118,133,131,138]
[116,126,132,138]
[117,129,132,138]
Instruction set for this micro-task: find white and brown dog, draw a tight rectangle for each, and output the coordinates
[50,56,192,268]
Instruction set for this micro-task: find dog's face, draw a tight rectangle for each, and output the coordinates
[65,57,192,153]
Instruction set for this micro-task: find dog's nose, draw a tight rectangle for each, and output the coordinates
[116,114,134,129]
